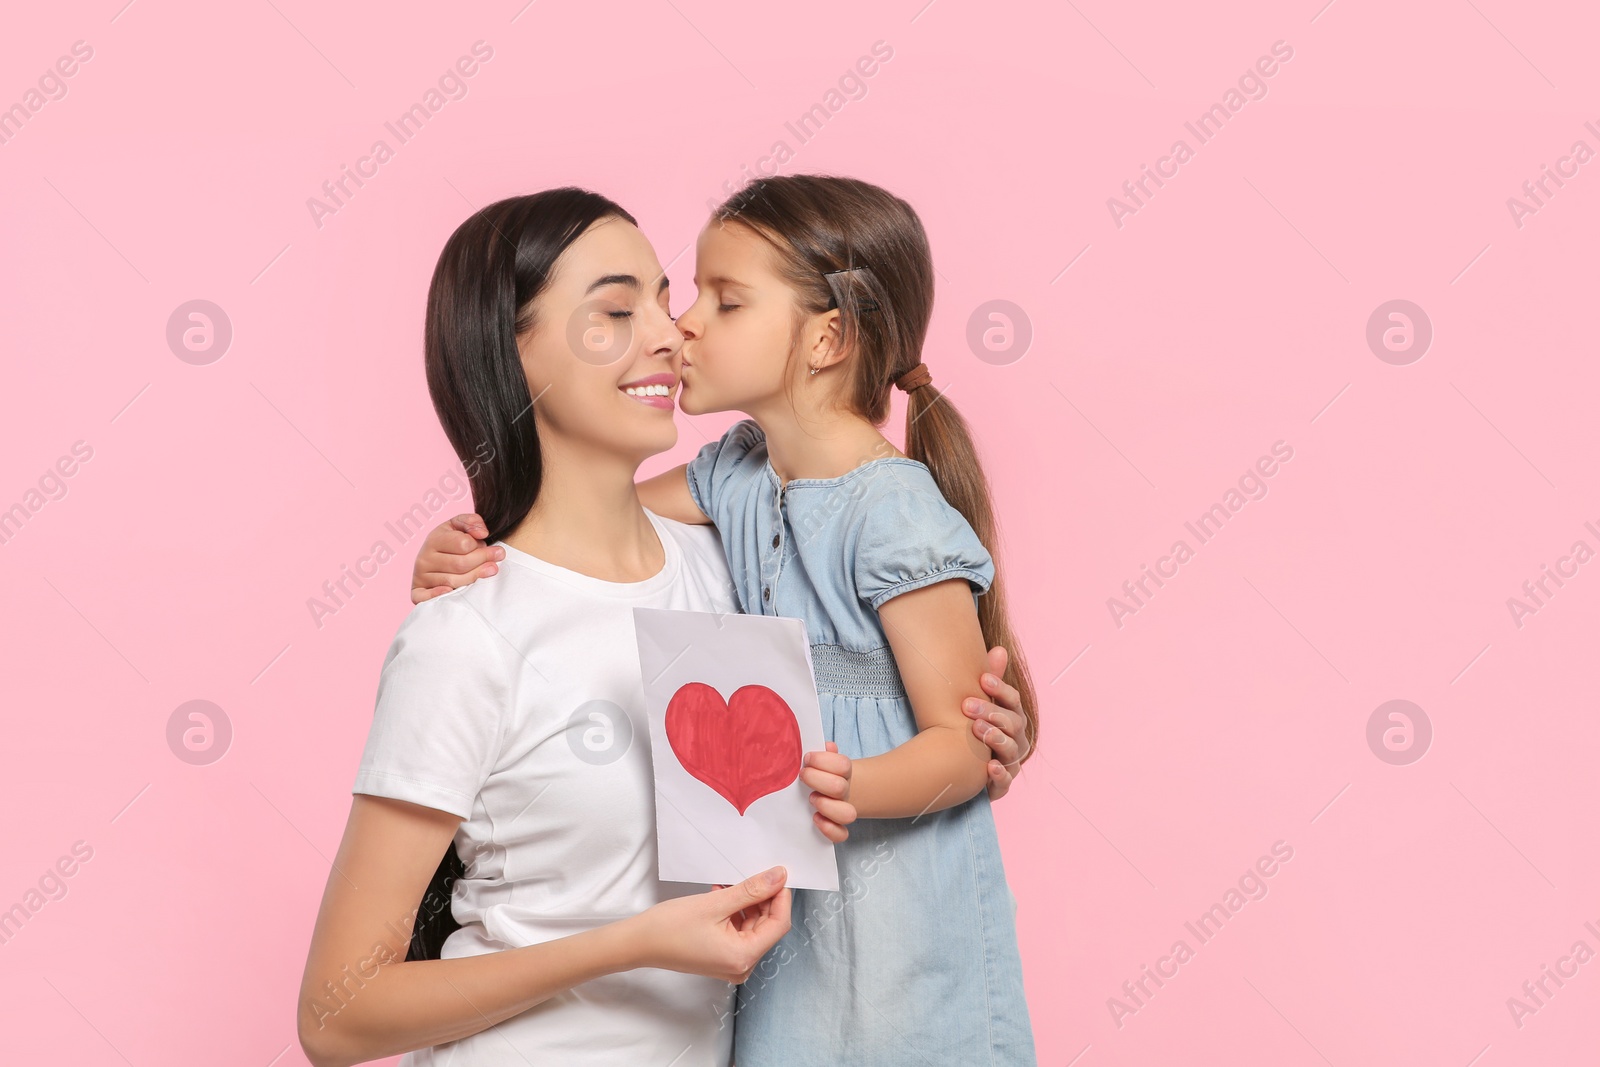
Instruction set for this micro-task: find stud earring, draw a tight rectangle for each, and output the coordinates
[809,366,820,376]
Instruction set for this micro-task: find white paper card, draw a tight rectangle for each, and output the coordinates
[633,607,840,891]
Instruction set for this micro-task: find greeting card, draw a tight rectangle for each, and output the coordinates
[633,607,840,891]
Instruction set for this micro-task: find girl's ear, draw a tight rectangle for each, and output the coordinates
[808,308,847,370]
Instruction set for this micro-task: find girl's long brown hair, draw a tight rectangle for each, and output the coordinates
[712,175,1039,761]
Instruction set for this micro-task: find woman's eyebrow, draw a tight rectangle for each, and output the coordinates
[705,275,751,289]
[584,274,670,295]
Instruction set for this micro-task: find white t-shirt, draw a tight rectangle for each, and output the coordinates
[352,508,743,1066]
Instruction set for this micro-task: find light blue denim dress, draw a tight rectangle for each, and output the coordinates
[685,419,1036,1066]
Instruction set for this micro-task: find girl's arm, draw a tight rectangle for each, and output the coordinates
[408,519,1035,803]
[297,794,793,1067]
[846,579,999,819]
[410,463,707,603]
[638,463,711,525]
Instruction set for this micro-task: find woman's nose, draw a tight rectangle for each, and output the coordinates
[647,311,685,357]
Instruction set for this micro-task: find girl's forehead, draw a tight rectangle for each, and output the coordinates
[698,222,778,274]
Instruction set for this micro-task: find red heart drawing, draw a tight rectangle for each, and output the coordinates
[664,682,802,816]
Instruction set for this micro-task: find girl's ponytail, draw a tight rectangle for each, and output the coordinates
[903,378,1039,761]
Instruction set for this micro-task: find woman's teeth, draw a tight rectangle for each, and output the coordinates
[624,384,671,396]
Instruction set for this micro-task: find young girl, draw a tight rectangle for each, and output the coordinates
[416,175,1039,1064]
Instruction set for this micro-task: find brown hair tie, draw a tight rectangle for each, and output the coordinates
[894,362,932,392]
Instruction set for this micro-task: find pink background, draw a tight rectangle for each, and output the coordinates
[3,0,1597,1063]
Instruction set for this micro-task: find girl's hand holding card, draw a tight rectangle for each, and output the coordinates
[800,741,854,843]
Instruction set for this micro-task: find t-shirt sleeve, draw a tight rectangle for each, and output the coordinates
[852,468,997,611]
[683,418,764,523]
[351,595,509,820]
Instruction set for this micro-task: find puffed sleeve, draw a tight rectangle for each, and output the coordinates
[852,466,997,611]
[351,594,509,820]
[683,418,765,523]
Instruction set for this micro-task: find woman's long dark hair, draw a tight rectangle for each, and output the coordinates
[406,186,637,962]
[425,187,640,543]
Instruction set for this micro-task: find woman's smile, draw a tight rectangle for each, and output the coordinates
[619,371,678,410]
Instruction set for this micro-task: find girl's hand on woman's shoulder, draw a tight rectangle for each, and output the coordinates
[412,513,505,603]
[965,646,1033,802]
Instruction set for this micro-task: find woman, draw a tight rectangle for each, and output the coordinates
[296,188,1031,1065]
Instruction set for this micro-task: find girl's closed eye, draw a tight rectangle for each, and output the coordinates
[717,303,740,312]
[607,308,633,319]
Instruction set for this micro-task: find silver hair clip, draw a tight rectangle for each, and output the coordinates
[822,265,880,312]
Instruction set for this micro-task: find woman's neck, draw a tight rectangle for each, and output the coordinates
[500,440,663,583]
